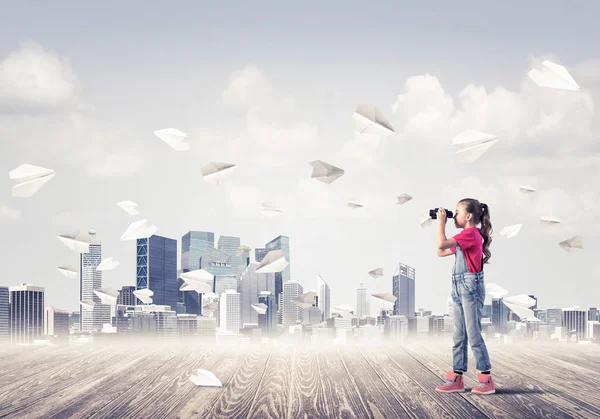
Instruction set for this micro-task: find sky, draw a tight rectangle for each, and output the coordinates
[1,1,600,315]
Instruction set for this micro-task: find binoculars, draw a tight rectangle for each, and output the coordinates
[429,208,454,219]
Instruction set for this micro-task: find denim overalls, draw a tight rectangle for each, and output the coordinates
[451,245,492,372]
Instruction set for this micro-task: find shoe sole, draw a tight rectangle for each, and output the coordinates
[471,389,496,395]
[435,388,465,393]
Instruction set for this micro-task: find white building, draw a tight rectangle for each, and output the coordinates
[317,275,331,322]
[44,307,70,339]
[79,231,110,332]
[563,306,587,341]
[238,263,276,326]
[9,283,44,345]
[220,289,241,334]
[283,280,303,327]
[356,283,367,318]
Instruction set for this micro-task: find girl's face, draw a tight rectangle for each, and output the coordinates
[454,202,472,229]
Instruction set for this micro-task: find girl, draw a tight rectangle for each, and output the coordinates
[434,198,495,395]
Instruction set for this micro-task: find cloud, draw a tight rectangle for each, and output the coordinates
[0,41,79,112]
[391,62,596,154]
[0,204,21,224]
[222,65,274,110]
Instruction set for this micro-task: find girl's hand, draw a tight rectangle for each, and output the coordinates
[438,207,447,225]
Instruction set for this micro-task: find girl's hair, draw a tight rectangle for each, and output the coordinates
[459,198,493,264]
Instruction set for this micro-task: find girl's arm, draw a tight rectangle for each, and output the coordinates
[438,248,454,257]
[437,209,458,251]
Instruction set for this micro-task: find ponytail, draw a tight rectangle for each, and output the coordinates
[479,202,493,264]
[459,198,493,264]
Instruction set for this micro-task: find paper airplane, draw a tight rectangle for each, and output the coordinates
[9,164,55,198]
[397,194,413,206]
[200,162,236,184]
[116,201,139,215]
[180,269,214,294]
[500,224,523,239]
[57,266,78,280]
[96,257,120,271]
[332,304,354,319]
[452,130,498,163]
[559,236,583,252]
[261,202,282,216]
[503,294,537,320]
[309,160,345,184]
[527,60,579,91]
[293,290,318,309]
[154,128,190,151]
[420,216,434,228]
[348,199,364,209]
[371,292,397,311]
[256,250,289,274]
[519,185,536,194]
[79,300,96,309]
[236,245,251,257]
[133,288,154,304]
[368,268,384,278]
[94,287,120,305]
[58,231,97,254]
[251,303,268,315]
[540,216,561,226]
[353,104,395,135]
[485,283,508,298]
[120,219,158,241]
[189,369,222,387]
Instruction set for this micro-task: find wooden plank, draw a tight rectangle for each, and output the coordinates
[426,344,600,419]
[285,345,330,418]
[198,345,272,419]
[403,344,527,419]
[360,345,460,419]
[382,345,489,419]
[4,348,155,419]
[245,345,294,419]
[173,345,250,418]
[480,348,600,417]
[83,346,201,418]
[316,346,371,418]
[37,345,186,418]
[0,346,136,418]
[336,345,416,418]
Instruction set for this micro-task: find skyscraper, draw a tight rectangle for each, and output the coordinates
[283,280,303,327]
[563,307,587,340]
[218,235,244,279]
[317,275,331,322]
[10,283,44,344]
[492,298,509,334]
[0,286,9,344]
[180,231,215,315]
[239,263,276,325]
[263,235,291,311]
[117,286,136,306]
[220,289,241,334]
[181,231,215,272]
[356,283,367,318]
[258,291,278,333]
[392,263,415,318]
[136,235,177,310]
[80,231,110,332]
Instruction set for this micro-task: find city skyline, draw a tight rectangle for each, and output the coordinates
[1,2,600,317]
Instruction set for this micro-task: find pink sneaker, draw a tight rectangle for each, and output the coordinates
[471,373,495,395]
[435,372,465,393]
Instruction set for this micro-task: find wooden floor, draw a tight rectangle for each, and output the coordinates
[0,340,599,418]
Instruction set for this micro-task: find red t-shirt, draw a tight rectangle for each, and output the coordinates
[450,227,483,273]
